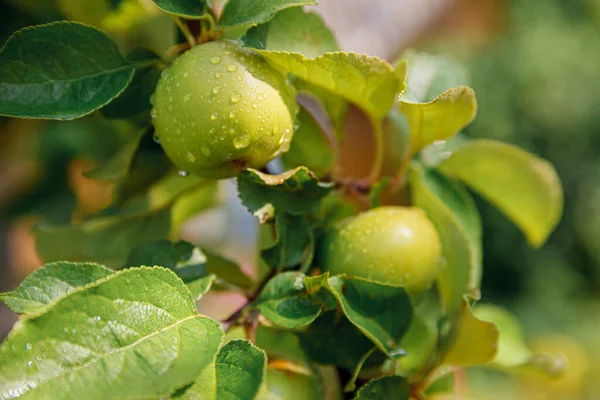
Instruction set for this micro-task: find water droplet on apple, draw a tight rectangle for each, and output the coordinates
[230,92,241,103]
[210,56,221,64]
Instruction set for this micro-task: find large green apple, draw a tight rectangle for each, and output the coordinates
[151,40,297,179]
[319,206,442,295]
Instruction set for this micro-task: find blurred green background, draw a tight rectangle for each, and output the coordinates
[0,0,599,398]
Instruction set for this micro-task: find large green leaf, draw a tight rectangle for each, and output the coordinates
[258,51,399,120]
[254,272,333,328]
[101,49,163,119]
[326,276,412,358]
[0,22,135,119]
[178,339,267,400]
[411,163,482,314]
[237,167,333,216]
[438,139,563,247]
[242,7,338,58]
[442,299,499,367]
[218,0,317,29]
[354,376,410,400]
[281,107,335,176]
[0,262,113,315]
[154,0,208,19]
[399,86,477,152]
[0,267,224,399]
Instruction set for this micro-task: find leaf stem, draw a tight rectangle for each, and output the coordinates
[173,16,196,48]
[368,118,384,183]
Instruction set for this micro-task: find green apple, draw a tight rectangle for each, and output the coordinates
[319,206,442,295]
[151,40,297,179]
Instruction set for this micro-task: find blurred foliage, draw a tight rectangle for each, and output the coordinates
[425,0,600,398]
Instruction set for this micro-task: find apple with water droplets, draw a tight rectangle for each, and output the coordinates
[318,206,442,296]
[151,40,297,179]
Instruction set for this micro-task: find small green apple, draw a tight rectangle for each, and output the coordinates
[319,206,442,295]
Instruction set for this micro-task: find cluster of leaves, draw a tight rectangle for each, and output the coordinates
[0,0,565,399]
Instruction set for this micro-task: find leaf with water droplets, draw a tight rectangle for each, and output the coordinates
[326,276,413,358]
[0,267,224,399]
[257,51,399,120]
[0,262,114,315]
[254,272,334,328]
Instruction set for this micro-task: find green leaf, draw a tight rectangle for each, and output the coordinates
[101,49,163,119]
[326,276,412,357]
[0,262,113,315]
[261,213,314,269]
[399,86,477,152]
[399,49,470,103]
[354,376,410,400]
[258,51,399,120]
[35,206,172,267]
[281,107,334,176]
[178,339,267,400]
[410,163,482,314]
[242,7,338,58]
[124,240,253,290]
[294,78,348,138]
[218,0,317,29]
[297,311,385,371]
[186,274,217,301]
[439,139,563,247]
[442,299,499,367]
[0,22,134,120]
[154,0,208,19]
[473,305,564,377]
[35,174,213,267]
[0,267,224,399]
[84,128,146,181]
[237,167,333,216]
[254,272,333,328]
[57,0,110,26]
[203,250,255,291]
[125,240,207,281]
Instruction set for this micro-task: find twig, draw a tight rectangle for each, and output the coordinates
[221,268,277,332]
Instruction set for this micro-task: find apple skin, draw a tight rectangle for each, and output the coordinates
[318,206,442,296]
[256,367,323,400]
[151,39,297,179]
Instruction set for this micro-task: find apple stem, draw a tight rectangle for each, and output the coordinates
[173,16,197,48]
